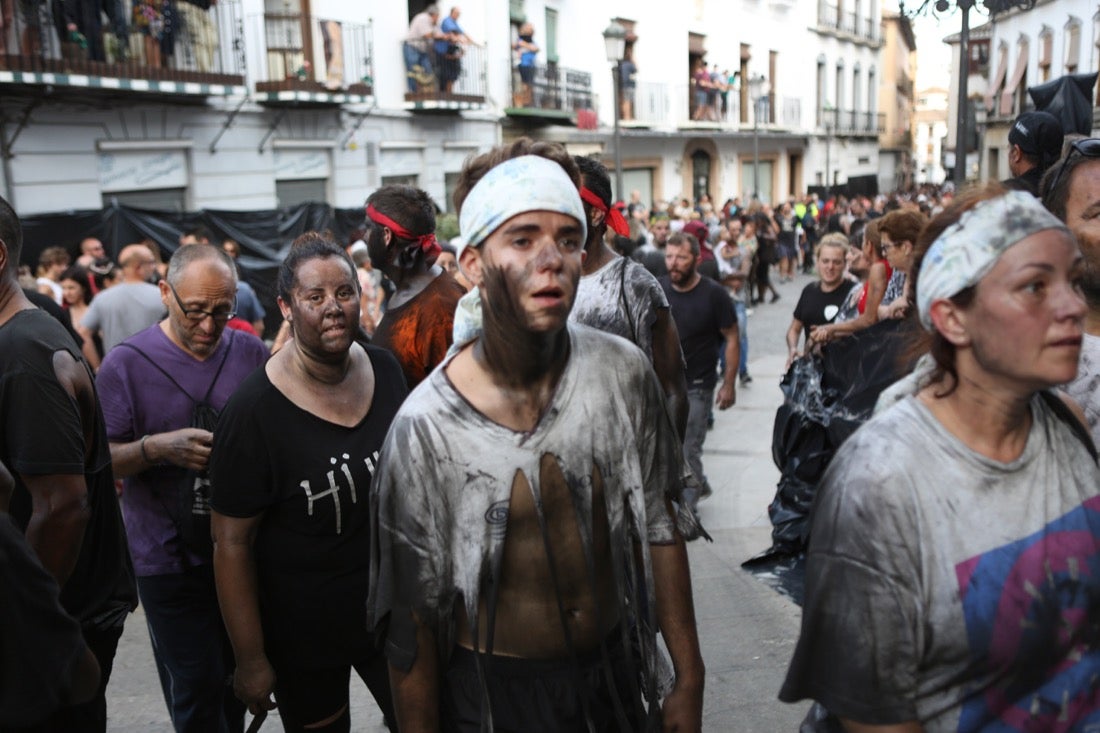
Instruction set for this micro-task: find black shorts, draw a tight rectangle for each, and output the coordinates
[272,649,394,732]
[518,65,535,84]
[441,634,652,733]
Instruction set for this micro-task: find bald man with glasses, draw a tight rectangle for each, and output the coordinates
[95,244,267,732]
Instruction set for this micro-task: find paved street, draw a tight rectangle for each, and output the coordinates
[106,272,817,732]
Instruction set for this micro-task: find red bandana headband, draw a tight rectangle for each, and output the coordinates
[579,187,630,237]
[366,204,442,259]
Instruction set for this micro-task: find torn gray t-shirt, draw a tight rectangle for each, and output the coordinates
[781,393,1100,731]
[570,257,668,359]
[1065,332,1100,446]
[369,324,685,713]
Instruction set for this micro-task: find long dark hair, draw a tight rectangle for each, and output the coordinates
[59,264,94,306]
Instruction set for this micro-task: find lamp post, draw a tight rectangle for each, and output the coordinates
[901,0,1034,187]
[748,74,768,202]
[823,104,834,202]
[602,21,627,201]
[952,0,973,186]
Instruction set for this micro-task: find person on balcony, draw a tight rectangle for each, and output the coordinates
[434,6,476,95]
[512,21,537,107]
[619,47,636,121]
[403,4,440,94]
[690,59,713,122]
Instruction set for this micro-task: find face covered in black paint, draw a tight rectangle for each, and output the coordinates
[472,210,585,334]
[279,255,360,362]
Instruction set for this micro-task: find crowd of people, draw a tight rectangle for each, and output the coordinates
[0,0,220,72]
[2,122,1100,733]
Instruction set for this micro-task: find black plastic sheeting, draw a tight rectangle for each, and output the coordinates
[19,202,369,336]
[743,319,911,593]
[1028,73,1100,137]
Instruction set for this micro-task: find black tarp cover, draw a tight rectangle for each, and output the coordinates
[752,318,911,562]
[19,202,368,336]
[1028,73,1100,137]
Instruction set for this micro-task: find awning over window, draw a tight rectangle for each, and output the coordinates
[999,41,1029,116]
[985,44,1008,112]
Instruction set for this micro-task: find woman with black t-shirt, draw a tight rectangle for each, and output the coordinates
[210,233,407,732]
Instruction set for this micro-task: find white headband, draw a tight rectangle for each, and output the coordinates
[456,155,586,256]
[917,190,1070,330]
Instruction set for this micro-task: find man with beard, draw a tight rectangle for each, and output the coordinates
[1042,141,1100,442]
[660,231,738,511]
[365,184,465,389]
[369,141,704,732]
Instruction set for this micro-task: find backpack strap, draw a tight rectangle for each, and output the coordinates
[116,333,235,407]
[618,256,638,344]
[115,342,194,403]
[1039,389,1098,462]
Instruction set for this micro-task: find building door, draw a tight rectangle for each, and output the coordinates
[691,150,711,204]
[621,168,653,210]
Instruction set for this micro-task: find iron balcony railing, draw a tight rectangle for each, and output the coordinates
[403,39,487,105]
[250,13,373,95]
[817,1,878,41]
[818,107,885,134]
[0,0,245,87]
[508,61,593,114]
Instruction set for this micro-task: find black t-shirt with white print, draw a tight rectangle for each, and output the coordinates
[210,344,408,668]
[793,280,854,336]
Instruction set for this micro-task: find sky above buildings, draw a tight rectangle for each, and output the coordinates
[907,3,964,90]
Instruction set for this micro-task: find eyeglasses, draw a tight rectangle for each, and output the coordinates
[168,283,236,323]
[1045,138,1100,197]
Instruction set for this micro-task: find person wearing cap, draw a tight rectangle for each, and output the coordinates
[365,184,465,389]
[569,155,690,438]
[1003,110,1064,197]
[780,184,1100,731]
[368,140,704,732]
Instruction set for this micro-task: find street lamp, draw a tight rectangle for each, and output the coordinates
[748,74,768,202]
[901,0,1035,187]
[822,103,835,202]
[602,21,627,201]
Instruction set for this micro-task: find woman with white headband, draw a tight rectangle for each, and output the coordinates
[780,184,1100,732]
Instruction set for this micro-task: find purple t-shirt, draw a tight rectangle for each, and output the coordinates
[97,324,268,576]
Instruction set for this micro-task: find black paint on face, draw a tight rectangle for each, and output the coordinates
[477,263,570,388]
[366,224,392,271]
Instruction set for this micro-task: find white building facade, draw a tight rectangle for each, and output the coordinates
[0,0,885,221]
[978,0,1098,182]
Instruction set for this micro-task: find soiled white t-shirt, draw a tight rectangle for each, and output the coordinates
[1065,332,1100,447]
[781,393,1100,731]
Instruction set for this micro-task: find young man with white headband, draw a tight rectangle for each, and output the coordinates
[369,140,704,732]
